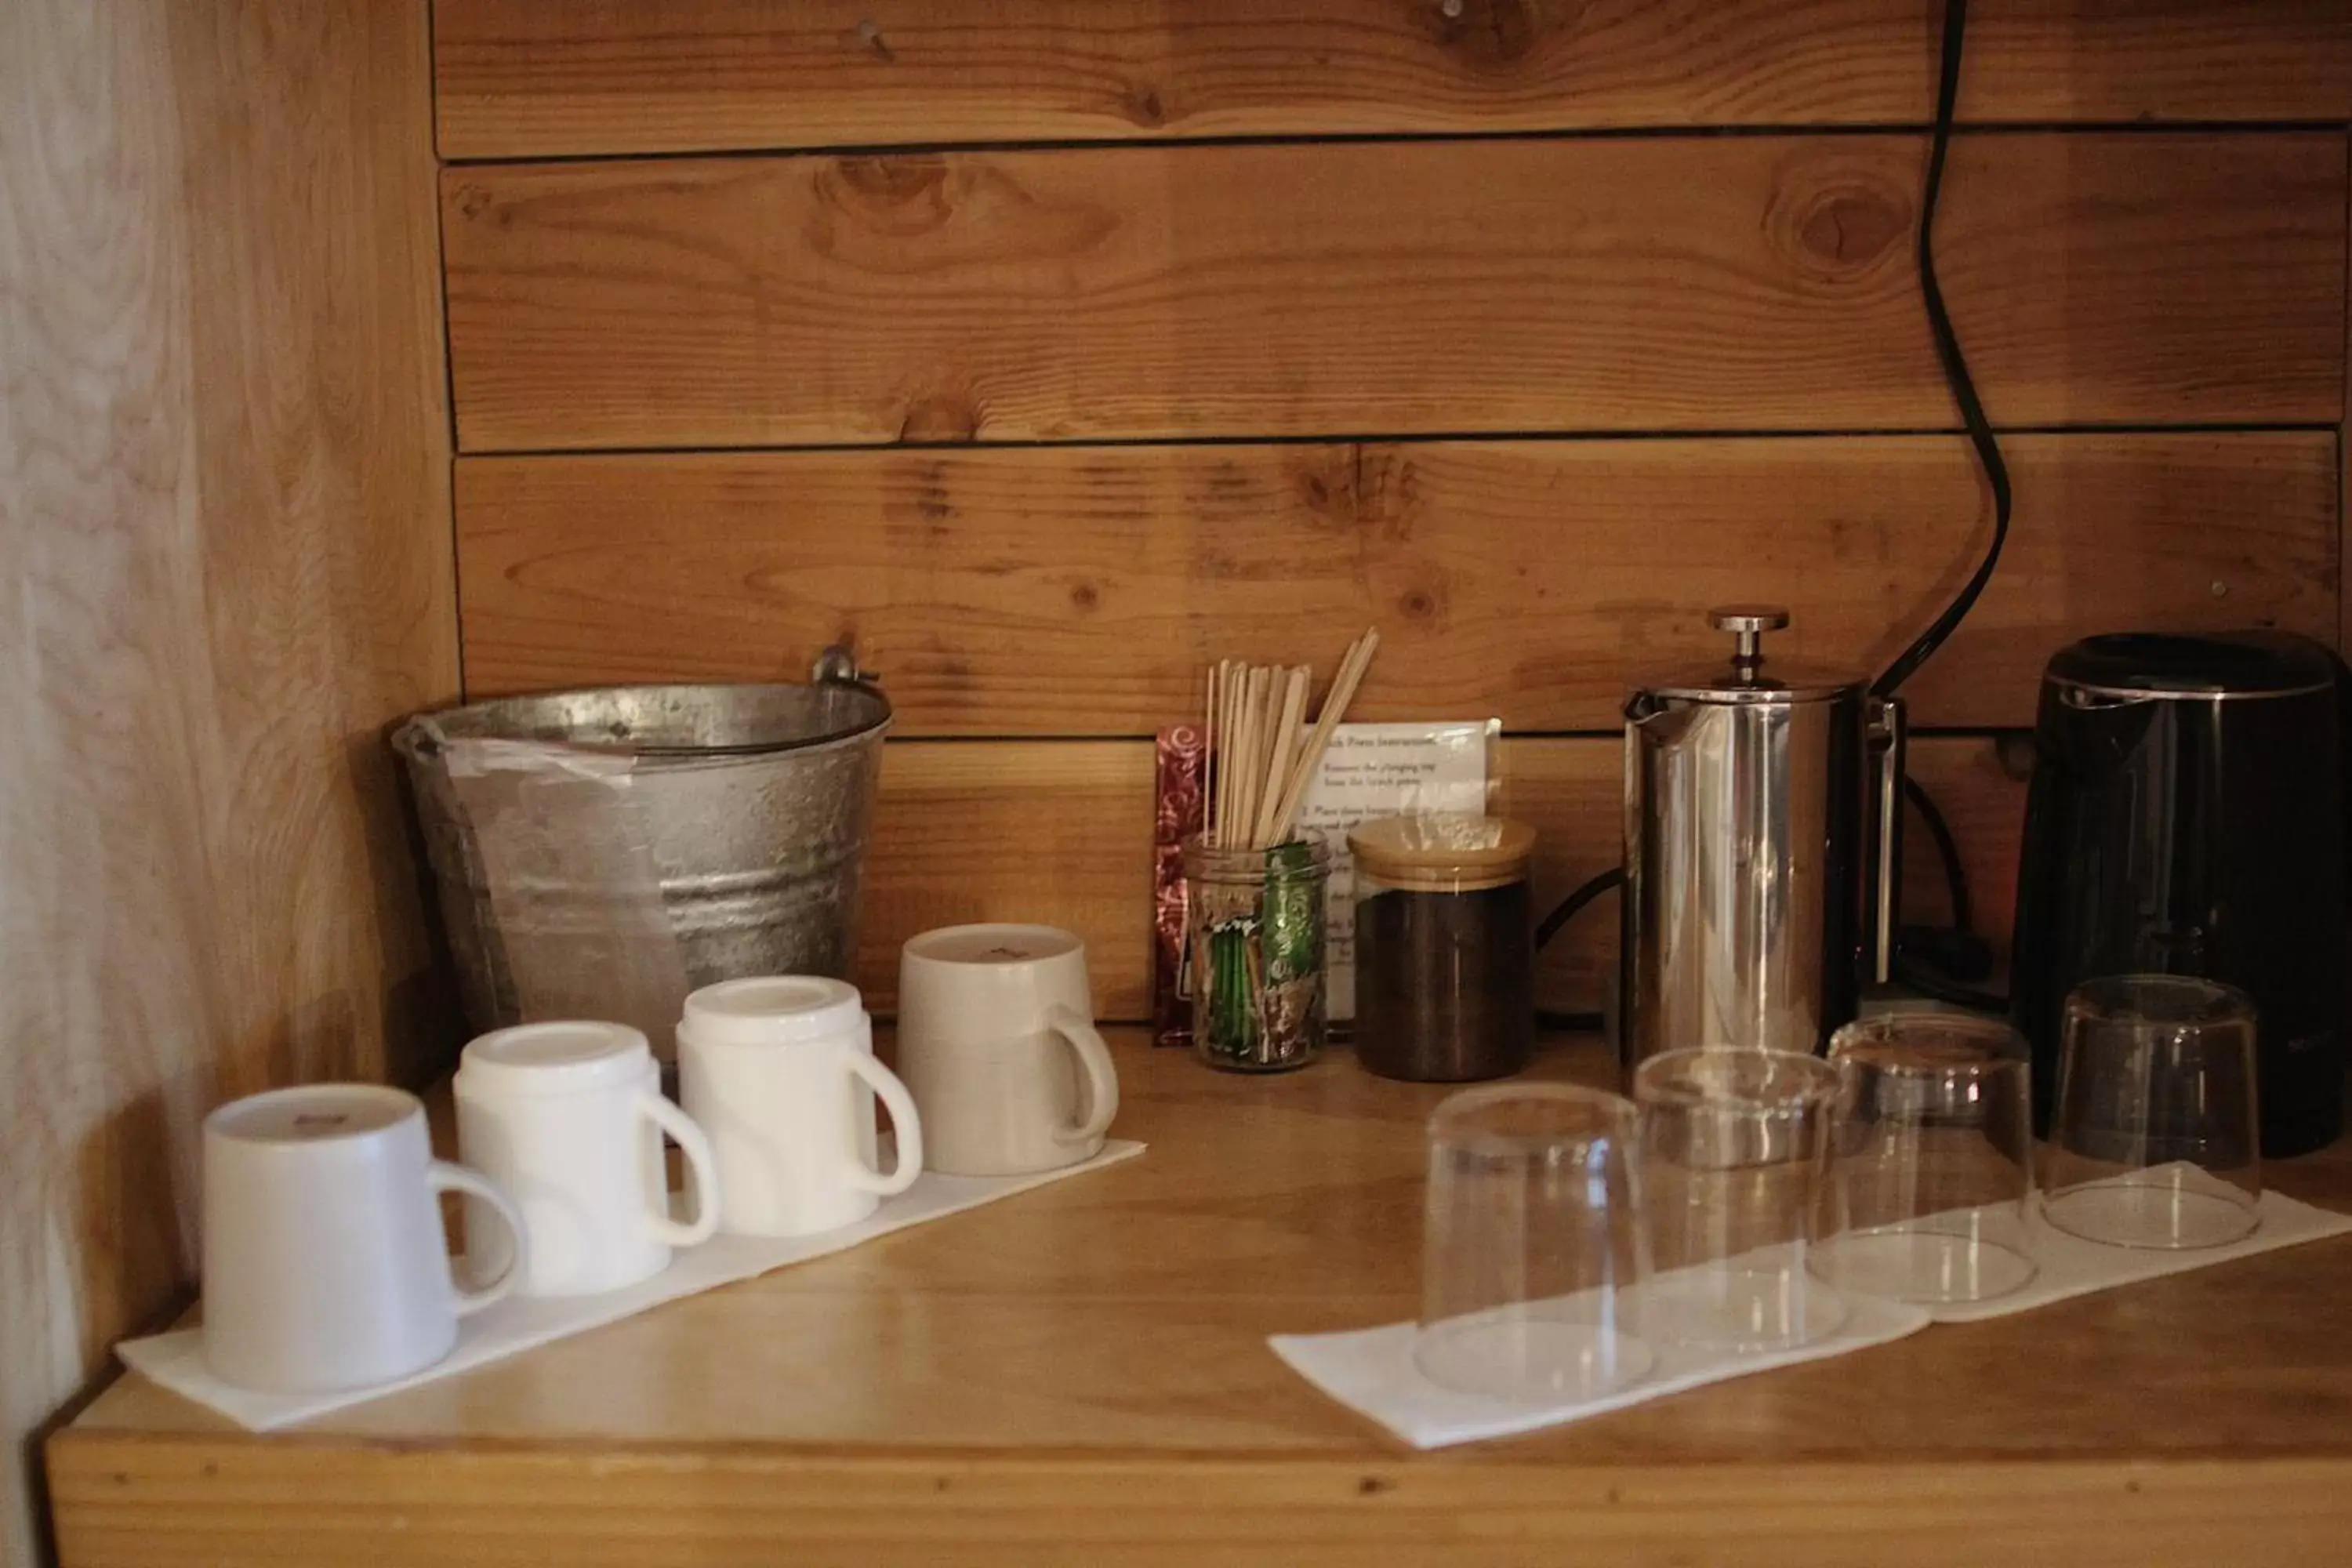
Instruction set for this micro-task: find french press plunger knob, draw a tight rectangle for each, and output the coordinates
[1710,605,1791,678]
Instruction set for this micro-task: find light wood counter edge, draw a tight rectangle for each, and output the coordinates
[45,1434,2352,1567]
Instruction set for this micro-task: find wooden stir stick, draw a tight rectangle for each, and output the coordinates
[1268,629,1379,846]
[1196,633,1381,851]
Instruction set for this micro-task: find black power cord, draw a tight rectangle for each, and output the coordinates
[1536,0,2012,1018]
[1533,866,1624,1032]
[1879,0,2014,1013]
[1896,771,1999,996]
[1535,865,1624,950]
[1873,0,2012,702]
[1903,774,1972,936]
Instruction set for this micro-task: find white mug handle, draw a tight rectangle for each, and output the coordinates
[430,1160,526,1317]
[840,1050,924,1197]
[637,1091,721,1247]
[1045,1004,1120,1148]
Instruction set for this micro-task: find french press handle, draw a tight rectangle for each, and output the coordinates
[1867,695,1908,985]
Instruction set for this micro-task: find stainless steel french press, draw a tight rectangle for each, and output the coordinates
[1621,607,1906,1064]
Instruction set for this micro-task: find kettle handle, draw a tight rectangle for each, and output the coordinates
[1869,695,1907,985]
[2057,684,2150,711]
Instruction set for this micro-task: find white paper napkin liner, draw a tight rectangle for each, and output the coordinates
[1275,1179,2352,1449]
[1925,1181,2352,1323]
[119,1139,1145,1432]
[1271,1289,1932,1450]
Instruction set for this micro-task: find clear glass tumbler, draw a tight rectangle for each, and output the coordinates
[1633,1047,1846,1352]
[2042,975,2262,1250]
[1813,1012,2036,1304]
[1415,1084,1653,1402]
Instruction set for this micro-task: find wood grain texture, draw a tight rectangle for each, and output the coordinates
[862,741,1155,1016]
[0,1,450,1562]
[49,1447,2352,1568]
[855,735,2020,1018]
[455,433,2339,733]
[51,1035,2352,1567]
[432,0,2352,158]
[441,132,2347,451]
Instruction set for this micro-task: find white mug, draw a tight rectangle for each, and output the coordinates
[898,924,1120,1176]
[677,977,924,1237]
[201,1083,525,1394]
[456,1020,720,1298]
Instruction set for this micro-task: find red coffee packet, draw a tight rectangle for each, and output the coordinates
[1152,725,1207,1047]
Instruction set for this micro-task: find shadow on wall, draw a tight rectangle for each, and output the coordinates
[24,1088,200,1566]
[21,1382,96,1568]
[356,722,466,1092]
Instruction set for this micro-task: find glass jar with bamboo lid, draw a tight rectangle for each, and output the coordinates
[1348,813,1538,1082]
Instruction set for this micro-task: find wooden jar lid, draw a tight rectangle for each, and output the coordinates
[1347,813,1537,893]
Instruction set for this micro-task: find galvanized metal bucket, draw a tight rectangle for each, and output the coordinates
[393,652,890,1059]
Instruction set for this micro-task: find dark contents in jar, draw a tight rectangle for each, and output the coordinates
[1353,880,1534,1082]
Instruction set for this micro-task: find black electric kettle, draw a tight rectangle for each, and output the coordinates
[2009,632,2349,1156]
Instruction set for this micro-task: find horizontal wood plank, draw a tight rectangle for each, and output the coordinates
[862,739,1156,1018]
[859,735,2024,1018]
[442,133,2347,450]
[456,433,2339,733]
[433,0,2352,158]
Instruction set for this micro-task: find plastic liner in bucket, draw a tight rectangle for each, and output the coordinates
[392,652,890,1060]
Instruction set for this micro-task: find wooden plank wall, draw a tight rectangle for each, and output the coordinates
[430,0,2351,1020]
[1,1,452,1562]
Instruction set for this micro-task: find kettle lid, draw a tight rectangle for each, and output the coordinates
[2046,631,2337,700]
[1635,606,1866,706]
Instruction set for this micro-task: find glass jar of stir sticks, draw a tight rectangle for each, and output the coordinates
[1183,835,1331,1072]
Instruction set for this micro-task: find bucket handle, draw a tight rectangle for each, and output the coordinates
[390,712,451,763]
[811,644,882,689]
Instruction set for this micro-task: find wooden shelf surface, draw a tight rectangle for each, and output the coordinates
[49,1032,2352,1566]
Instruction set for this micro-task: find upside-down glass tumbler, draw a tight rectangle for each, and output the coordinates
[2042,976,2261,1250]
[1415,1084,1654,1402]
[1633,1048,1846,1352]
[1814,1012,2036,1304]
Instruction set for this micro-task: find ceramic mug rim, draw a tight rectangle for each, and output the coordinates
[205,1083,424,1149]
[902,922,1087,971]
